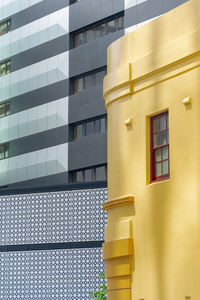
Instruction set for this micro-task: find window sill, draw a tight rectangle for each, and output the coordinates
[148,177,170,186]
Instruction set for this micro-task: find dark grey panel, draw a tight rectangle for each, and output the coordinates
[163,0,188,12]
[11,35,69,72]
[69,0,124,32]
[69,30,123,77]
[7,171,69,189]
[124,0,188,28]
[12,0,70,30]
[9,125,68,157]
[69,84,106,124]
[68,132,107,171]
[10,80,69,114]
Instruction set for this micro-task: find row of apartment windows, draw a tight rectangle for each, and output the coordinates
[0,60,11,76]
[74,15,124,47]
[73,116,107,140]
[0,114,169,183]
[0,19,11,36]
[0,102,10,118]
[73,165,107,183]
[72,112,169,184]
[0,143,9,160]
[74,68,106,93]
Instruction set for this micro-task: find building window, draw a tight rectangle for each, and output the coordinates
[74,68,106,93]
[73,116,107,140]
[73,165,107,183]
[0,60,11,76]
[0,19,11,36]
[150,111,169,182]
[0,143,9,160]
[0,102,10,118]
[74,15,124,47]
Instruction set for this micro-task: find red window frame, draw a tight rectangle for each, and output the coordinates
[150,111,169,182]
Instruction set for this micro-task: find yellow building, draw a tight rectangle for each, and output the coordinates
[102,0,200,299]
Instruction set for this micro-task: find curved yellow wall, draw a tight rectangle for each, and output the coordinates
[103,1,200,299]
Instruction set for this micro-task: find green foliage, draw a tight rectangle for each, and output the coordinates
[89,273,107,300]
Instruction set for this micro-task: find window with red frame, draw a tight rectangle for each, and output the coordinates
[150,111,169,182]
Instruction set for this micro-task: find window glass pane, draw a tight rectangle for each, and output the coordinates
[153,118,159,133]
[76,32,85,46]
[0,145,4,159]
[166,115,168,128]
[94,119,101,133]
[0,104,5,117]
[76,171,83,182]
[0,63,6,75]
[5,102,10,116]
[162,160,169,175]
[107,20,116,34]
[100,118,106,132]
[73,126,78,139]
[0,24,6,36]
[84,74,93,89]
[7,21,11,31]
[162,146,168,160]
[4,144,9,158]
[95,23,106,38]
[156,162,162,177]
[85,121,95,135]
[77,124,84,138]
[85,29,94,42]
[117,16,124,30]
[74,77,84,93]
[153,133,159,147]
[6,61,11,74]
[160,131,166,145]
[96,166,106,181]
[84,169,94,182]
[160,116,166,130]
[95,70,105,85]
[77,77,84,92]
[155,148,161,162]
[166,130,169,143]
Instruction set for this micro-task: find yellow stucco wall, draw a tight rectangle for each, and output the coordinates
[102,0,200,299]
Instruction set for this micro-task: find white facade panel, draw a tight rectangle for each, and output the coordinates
[0,52,69,102]
[0,97,68,143]
[0,143,68,186]
[0,0,43,21]
[124,0,148,9]
[0,7,69,61]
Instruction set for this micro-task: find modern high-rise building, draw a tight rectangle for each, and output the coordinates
[0,0,188,299]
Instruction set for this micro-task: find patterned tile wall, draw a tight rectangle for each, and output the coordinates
[0,188,107,245]
[0,248,104,300]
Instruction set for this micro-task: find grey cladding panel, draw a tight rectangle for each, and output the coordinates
[68,133,107,171]
[125,0,189,29]
[9,126,68,157]
[69,85,106,124]
[69,30,123,77]
[11,80,69,114]
[163,0,188,11]
[12,0,70,30]
[69,0,124,32]
[0,188,106,243]
[7,172,69,190]
[12,35,69,72]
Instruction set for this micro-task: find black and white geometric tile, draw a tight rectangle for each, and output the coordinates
[0,188,107,245]
[0,188,107,299]
[0,248,104,300]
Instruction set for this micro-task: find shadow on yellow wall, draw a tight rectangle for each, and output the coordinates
[103,1,200,299]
